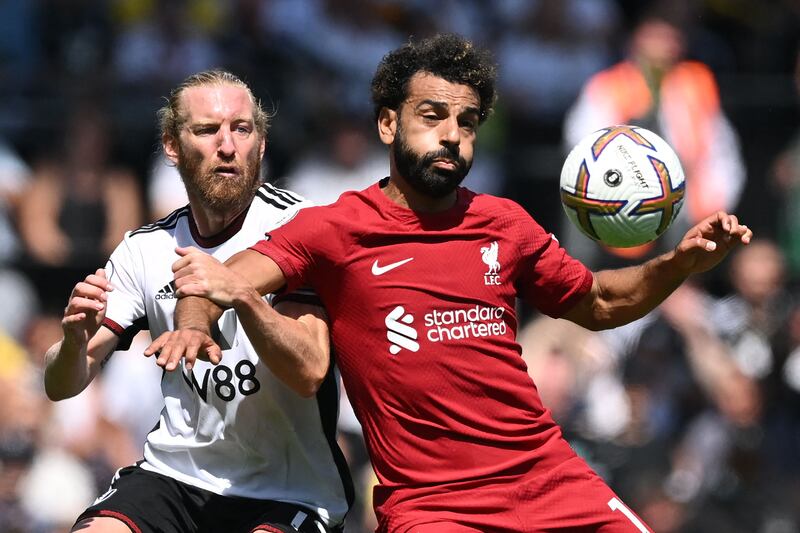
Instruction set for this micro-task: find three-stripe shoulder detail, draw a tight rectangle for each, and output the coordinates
[255,184,304,210]
[129,206,190,237]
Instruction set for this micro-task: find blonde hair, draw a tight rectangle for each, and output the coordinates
[157,70,269,142]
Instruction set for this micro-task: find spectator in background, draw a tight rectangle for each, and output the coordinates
[563,8,746,268]
[496,0,621,235]
[110,0,223,88]
[17,103,143,307]
[147,153,189,220]
[282,117,387,205]
[710,240,792,381]
[772,45,800,277]
[262,0,417,116]
[0,139,38,341]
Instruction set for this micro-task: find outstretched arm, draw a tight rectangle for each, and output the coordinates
[562,211,752,330]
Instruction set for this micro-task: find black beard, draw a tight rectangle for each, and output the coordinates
[176,146,262,214]
[393,125,471,199]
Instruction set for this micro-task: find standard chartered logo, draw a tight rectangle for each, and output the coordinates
[385,304,507,354]
[385,306,419,355]
[425,305,507,342]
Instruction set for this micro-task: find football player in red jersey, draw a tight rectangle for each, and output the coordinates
[148,35,751,532]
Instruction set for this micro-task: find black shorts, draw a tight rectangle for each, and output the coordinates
[76,465,340,533]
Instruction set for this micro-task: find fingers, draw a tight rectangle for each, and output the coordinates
[741,225,753,244]
[71,271,114,300]
[61,312,87,326]
[144,332,170,357]
[173,281,206,298]
[201,339,222,365]
[173,246,213,274]
[63,269,115,329]
[175,246,199,257]
[143,330,222,372]
[704,212,754,248]
[66,295,106,315]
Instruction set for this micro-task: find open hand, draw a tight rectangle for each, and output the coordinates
[673,211,752,274]
[144,328,222,372]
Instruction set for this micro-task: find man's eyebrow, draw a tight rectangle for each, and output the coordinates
[188,121,219,129]
[415,100,481,116]
[415,99,448,110]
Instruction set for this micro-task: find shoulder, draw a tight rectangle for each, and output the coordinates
[468,190,554,248]
[468,191,534,224]
[128,205,190,240]
[249,183,314,230]
[254,183,309,211]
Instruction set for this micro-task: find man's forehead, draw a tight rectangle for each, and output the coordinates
[404,72,480,109]
[181,84,254,119]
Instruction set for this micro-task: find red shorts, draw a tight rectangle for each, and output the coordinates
[378,456,652,533]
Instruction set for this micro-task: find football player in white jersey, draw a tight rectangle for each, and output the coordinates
[43,70,353,533]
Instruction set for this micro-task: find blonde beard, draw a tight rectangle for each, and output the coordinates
[176,144,263,213]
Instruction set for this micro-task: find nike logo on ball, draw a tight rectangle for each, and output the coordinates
[371,258,414,275]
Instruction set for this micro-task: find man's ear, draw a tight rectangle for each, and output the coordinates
[163,135,179,165]
[377,108,398,146]
[259,136,266,160]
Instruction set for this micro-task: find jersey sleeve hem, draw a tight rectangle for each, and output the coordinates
[102,316,148,351]
[102,317,125,336]
[552,268,594,318]
[249,241,300,293]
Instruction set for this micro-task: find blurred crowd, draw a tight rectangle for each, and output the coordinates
[0,0,799,532]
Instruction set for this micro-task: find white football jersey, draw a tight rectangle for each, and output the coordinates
[101,184,352,526]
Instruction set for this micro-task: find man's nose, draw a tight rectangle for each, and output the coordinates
[217,130,235,157]
[440,116,461,147]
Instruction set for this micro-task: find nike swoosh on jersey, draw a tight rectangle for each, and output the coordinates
[371,257,414,275]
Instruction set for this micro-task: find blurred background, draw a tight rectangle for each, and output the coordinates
[1,0,799,532]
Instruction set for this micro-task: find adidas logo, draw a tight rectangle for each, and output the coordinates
[155,281,177,300]
[385,306,419,355]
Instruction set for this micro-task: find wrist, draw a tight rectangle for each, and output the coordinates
[658,248,692,282]
[231,286,262,313]
[61,328,85,349]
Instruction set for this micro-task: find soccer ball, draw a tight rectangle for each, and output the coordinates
[559,125,685,248]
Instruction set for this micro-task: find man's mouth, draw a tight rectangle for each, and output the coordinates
[431,158,458,171]
[214,165,239,177]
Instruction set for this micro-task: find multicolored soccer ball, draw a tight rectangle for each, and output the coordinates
[559,125,686,248]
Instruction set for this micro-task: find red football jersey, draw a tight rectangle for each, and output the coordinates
[251,181,599,528]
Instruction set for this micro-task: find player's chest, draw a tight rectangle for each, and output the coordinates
[335,232,519,303]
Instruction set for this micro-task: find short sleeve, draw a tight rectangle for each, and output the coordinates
[516,216,594,318]
[249,206,330,294]
[102,233,148,347]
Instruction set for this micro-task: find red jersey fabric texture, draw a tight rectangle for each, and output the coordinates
[251,182,648,532]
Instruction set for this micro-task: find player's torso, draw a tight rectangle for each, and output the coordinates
[316,197,564,487]
[122,195,350,515]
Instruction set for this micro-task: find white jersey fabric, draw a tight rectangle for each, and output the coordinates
[101,183,352,526]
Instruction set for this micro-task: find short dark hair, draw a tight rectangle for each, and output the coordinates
[158,69,269,142]
[370,33,497,123]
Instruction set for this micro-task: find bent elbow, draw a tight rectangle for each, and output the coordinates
[44,383,72,402]
[43,373,83,402]
[294,365,328,398]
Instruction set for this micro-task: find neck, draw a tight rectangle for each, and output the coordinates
[188,196,249,237]
[383,172,458,213]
